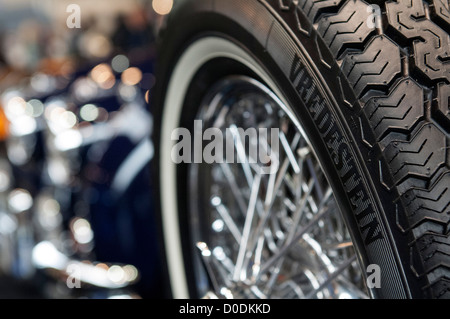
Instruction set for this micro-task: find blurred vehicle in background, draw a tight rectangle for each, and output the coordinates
[0,0,166,299]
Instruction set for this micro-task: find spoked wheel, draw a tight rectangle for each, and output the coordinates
[190,76,367,299]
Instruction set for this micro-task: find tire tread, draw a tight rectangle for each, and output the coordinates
[297,0,450,298]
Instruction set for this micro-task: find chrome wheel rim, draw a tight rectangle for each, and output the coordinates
[188,76,368,299]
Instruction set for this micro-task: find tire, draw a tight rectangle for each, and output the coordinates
[152,0,450,299]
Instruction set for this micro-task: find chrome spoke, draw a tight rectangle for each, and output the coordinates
[279,131,300,174]
[305,255,357,299]
[229,125,254,187]
[211,197,242,244]
[196,242,230,295]
[233,174,261,282]
[219,162,248,216]
[189,76,368,299]
[257,200,331,279]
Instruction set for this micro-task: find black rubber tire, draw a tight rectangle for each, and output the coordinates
[152,0,450,299]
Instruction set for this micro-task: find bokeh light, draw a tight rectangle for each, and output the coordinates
[111,55,130,73]
[121,67,143,86]
[37,197,62,231]
[26,99,45,118]
[54,129,83,152]
[90,64,116,90]
[80,32,112,59]
[72,218,94,245]
[123,265,139,282]
[9,115,36,136]
[107,265,125,283]
[59,111,77,129]
[0,169,11,193]
[80,104,100,122]
[152,0,174,16]
[8,188,33,213]
[5,96,27,119]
